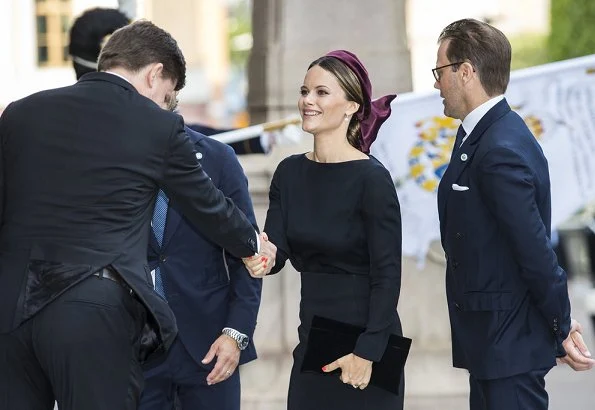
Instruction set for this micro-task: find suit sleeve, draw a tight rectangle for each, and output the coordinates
[353,166,402,362]
[217,145,263,338]
[263,162,291,275]
[160,118,258,258]
[0,104,13,228]
[0,107,6,226]
[477,146,571,355]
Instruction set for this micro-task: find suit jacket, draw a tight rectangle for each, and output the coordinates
[437,99,571,380]
[0,72,258,362]
[147,127,262,367]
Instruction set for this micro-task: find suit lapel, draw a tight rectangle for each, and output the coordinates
[438,99,511,225]
[161,207,182,250]
[149,227,160,253]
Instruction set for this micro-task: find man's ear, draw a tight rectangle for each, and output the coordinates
[460,61,475,83]
[147,63,164,89]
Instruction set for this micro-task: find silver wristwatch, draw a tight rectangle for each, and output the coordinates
[222,327,249,350]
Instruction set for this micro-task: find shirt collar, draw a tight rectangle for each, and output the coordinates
[461,95,504,136]
[103,71,132,85]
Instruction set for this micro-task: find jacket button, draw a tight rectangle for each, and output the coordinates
[454,303,461,309]
[160,255,167,263]
[455,232,464,239]
[452,261,459,269]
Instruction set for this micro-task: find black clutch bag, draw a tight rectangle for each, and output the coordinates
[301,315,412,395]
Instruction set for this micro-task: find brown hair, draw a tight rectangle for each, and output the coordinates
[98,20,186,91]
[308,56,364,150]
[438,18,511,96]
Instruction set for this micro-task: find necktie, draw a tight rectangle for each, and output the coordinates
[450,125,466,161]
[152,190,169,297]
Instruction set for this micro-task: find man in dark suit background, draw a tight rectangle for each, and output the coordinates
[435,18,594,410]
[140,118,262,408]
[69,7,130,80]
[69,7,269,156]
[0,20,269,410]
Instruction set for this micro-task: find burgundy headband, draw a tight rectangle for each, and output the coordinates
[324,50,396,154]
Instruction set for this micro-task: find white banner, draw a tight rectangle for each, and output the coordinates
[372,54,595,262]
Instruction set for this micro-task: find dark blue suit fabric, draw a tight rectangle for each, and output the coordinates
[142,127,262,410]
[437,99,571,386]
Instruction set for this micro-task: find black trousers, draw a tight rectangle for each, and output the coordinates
[139,338,241,410]
[0,274,147,410]
[469,368,551,410]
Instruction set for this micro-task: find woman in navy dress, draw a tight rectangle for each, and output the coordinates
[245,50,404,409]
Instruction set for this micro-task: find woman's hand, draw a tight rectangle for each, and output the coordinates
[242,232,277,277]
[322,353,372,390]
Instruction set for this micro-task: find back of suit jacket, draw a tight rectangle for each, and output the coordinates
[0,73,257,361]
[148,127,262,367]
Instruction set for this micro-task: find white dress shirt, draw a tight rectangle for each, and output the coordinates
[460,95,504,146]
[103,70,132,84]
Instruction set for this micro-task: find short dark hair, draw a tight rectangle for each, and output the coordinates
[308,56,364,150]
[98,20,186,91]
[438,18,511,96]
[69,8,130,79]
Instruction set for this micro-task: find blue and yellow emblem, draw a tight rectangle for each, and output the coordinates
[407,116,459,192]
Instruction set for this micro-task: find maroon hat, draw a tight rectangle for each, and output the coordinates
[325,50,396,154]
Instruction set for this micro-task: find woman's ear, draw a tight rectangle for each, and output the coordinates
[346,101,360,117]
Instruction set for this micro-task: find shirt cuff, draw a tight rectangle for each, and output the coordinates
[255,231,260,254]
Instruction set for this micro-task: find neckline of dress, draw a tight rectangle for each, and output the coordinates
[302,153,371,165]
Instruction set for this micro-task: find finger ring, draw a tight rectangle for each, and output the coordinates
[352,384,359,388]
[226,370,231,375]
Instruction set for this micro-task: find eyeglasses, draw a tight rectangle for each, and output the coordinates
[432,61,465,82]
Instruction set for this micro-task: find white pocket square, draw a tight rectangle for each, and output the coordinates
[452,184,470,191]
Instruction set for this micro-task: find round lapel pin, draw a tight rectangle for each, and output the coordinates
[460,153,468,162]
[196,152,203,160]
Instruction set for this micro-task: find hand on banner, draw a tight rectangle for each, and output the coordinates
[557,319,595,371]
[243,232,276,277]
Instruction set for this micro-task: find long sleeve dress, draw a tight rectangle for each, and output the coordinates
[264,153,404,410]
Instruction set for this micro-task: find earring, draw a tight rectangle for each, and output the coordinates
[344,114,350,121]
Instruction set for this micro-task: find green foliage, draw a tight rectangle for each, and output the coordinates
[228,0,252,66]
[510,33,551,70]
[549,0,595,61]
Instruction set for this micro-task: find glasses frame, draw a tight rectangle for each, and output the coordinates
[432,61,465,82]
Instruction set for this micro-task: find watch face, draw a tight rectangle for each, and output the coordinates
[238,336,249,350]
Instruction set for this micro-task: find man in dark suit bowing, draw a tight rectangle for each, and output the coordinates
[435,18,594,410]
[0,21,270,410]
[140,118,262,409]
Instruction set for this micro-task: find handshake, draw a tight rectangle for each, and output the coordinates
[243,232,278,278]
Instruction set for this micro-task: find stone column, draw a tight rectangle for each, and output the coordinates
[248,0,412,124]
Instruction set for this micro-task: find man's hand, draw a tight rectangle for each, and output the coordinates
[201,334,241,385]
[557,319,595,371]
[322,353,373,390]
[243,232,277,278]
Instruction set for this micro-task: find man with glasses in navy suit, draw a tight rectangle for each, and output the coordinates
[435,18,594,410]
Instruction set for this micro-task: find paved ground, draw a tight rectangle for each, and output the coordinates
[406,279,595,410]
